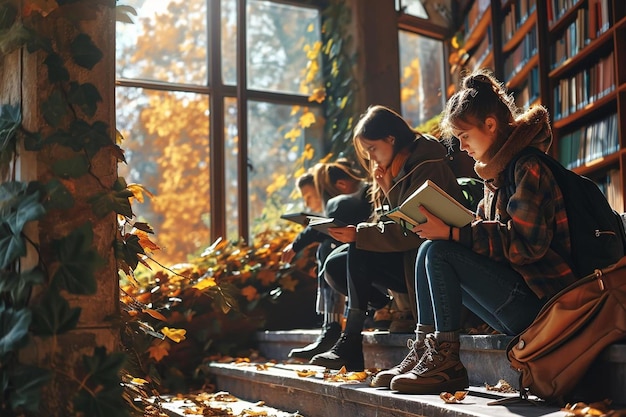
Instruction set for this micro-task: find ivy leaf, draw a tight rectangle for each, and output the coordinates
[0,268,45,307]
[0,3,18,31]
[42,178,75,211]
[116,5,137,24]
[68,82,102,117]
[82,346,127,386]
[51,223,103,295]
[30,289,81,336]
[0,303,31,359]
[46,128,78,151]
[8,365,51,412]
[69,119,111,157]
[0,104,21,152]
[70,33,102,70]
[43,52,70,83]
[74,384,128,417]
[52,154,89,178]
[23,130,45,151]
[41,88,69,127]
[0,186,45,269]
[116,234,144,270]
[88,188,134,218]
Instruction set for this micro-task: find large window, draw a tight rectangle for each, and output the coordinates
[116,0,324,265]
[398,30,445,127]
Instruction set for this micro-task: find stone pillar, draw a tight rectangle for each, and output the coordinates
[349,0,402,113]
[0,2,120,415]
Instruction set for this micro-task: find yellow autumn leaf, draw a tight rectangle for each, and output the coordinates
[308,87,326,103]
[290,105,301,115]
[130,377,149,385]
[241,285,259,301]
[127,183,154,204]
[193,277,217,290]
[299,111,316,128]
[148,340,170,362]
[284,128,301,141]
[296,369,317,378]
[301,143,314,160]
[161,327,187,343]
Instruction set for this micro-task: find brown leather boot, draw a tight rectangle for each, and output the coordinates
[389,334,468,394]
[371,338,425,388]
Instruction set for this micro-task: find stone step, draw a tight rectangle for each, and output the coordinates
[208,362,566,417]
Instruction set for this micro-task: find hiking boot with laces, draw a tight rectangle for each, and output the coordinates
[389,334,468,394]
[371,338,425,388]
[288,322,342,361]
[309,333,364,371]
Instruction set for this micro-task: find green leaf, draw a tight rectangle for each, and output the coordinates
[51,223,103,294]
[23,130,45,151]
[51,155,90,178]
[69,119,111,157]
[42,178,75,211]
[0,303,31,358]
[43,53,70,83]
[41,88,69,127]
[74,385,128,417]
[0,3,18,31]
[0,268,45,307]
[88,188,134,218]
[82,346,127,385]
[8,365,52,412]
[30,289,81,336]
[0,185,45,269]
[70,33,103,70]
[68,82,102,117]
[0,104,21,152]
[46,129,77,150]
[116,234,143,270]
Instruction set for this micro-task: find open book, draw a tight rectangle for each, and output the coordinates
[280,212,320,226]
[384,180,475,229]
[307,217,348,235]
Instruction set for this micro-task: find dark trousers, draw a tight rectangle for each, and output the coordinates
[323,242,406,312]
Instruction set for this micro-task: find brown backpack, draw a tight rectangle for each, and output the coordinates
[506,255,626,404]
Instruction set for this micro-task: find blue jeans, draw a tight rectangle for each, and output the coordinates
[415,240,545,335]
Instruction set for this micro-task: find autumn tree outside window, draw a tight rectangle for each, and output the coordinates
[116,0,324,266]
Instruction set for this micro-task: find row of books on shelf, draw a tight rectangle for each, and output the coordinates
[464,0,491,40]
[550,4,609,70]
[514,66,540,109]
[502,0,537,45]
[471,25,492,68]
[557,113,618,169]
[598,168,624,213]
[548,0,612,33]
[552,51,614,120]
[503,25,538,82]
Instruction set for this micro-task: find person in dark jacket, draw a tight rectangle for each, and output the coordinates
[282,160,388,361]
[310,105,465,371]
[384,69,573,394]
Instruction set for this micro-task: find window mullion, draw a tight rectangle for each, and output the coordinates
[236,0,249,241]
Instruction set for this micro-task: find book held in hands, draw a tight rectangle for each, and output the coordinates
[384,180,475,229]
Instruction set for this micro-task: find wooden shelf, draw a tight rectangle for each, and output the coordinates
[506,54,538,90]
[464,7,492,52]
[502,9,536,53]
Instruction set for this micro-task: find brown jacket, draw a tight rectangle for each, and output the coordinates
[355,135,464,318]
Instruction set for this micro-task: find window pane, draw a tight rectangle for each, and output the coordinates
[247,102,324,232]
[399,0,428,18]
[398,30,444,127]
[224,97,239,241]
[247,1,322,94]
[222,0,237,85]
[116,0,208,85]
[116,87,210,265]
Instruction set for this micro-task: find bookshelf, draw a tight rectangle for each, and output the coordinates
[452,0,626,211]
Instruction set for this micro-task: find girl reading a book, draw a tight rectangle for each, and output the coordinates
[379,69,577,394]
[309,105,465,371]
[281,160,389,361]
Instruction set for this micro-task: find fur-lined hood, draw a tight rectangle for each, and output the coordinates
[474,106,552,189]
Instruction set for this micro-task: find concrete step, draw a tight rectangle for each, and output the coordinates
[201,330,626,417]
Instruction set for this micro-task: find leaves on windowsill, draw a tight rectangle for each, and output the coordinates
[440,391,469,404]
[562,400,626,417]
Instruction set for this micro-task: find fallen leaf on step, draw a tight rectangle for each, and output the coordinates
[295,369,317,378]
[561,399,626,416]
[440,391,468,403]
[485,379,516,393]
